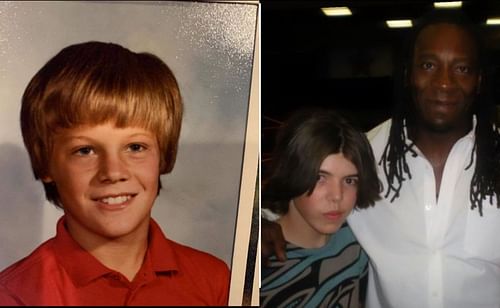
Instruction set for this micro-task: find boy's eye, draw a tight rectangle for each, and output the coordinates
[128,143,146,152]
[344,177,359,186]
[317,174,327,184]
[74,146,94,156]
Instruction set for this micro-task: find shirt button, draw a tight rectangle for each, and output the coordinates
[425,203,432,211]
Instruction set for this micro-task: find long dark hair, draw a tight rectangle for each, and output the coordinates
[380,10,500,215]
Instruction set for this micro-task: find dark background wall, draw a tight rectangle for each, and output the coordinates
[262,0,500,171]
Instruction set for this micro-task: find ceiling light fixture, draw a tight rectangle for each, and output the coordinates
[321,7,352,17]
[386,19,413,28]
[486,18,500,25]
[433,1,462,9]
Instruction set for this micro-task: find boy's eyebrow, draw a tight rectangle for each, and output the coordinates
[56,135,91,143]
[318,170,359,177]
[58,132,155,142]
[127,133,156,139]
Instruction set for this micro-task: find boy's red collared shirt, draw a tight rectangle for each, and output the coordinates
[0,216,230,306]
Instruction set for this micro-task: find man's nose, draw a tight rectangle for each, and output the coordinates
[435,66,456,90]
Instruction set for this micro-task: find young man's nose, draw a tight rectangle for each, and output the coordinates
[98,153,130,183]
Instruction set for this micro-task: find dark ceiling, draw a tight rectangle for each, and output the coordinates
[262,0,500,122]
[261,0,500,162]
[263,1,500,49]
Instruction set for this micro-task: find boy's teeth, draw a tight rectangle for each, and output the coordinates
[100,195,131,205]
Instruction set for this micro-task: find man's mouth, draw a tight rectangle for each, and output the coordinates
[435,99,457,105]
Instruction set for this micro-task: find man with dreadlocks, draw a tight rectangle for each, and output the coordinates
[261,10,500,308]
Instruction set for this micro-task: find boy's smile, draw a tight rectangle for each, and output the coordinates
[43,122,161,243]
[93,194,136,210]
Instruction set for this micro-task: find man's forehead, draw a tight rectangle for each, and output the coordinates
[416,23,475,45]
[413,23,478,58]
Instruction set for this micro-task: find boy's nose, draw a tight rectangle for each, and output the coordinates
[98,153,130,183]
[327,181,343,204]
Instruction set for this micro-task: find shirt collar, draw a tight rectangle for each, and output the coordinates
[147,218,179,274]
[52,216,179,287]
[52,216,113,287]
[465,116,477,140]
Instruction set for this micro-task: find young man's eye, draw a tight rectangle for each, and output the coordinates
[74,146,94,156]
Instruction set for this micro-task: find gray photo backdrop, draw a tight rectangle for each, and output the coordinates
[0,0,258,280]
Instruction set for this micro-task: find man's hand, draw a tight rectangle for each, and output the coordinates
[261,219,287,266]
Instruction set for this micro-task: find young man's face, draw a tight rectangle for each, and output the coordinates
[410,23,480,133]
[289,153,359,239]
[44,123,161,242]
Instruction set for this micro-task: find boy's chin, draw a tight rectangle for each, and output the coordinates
[97,218,151,239]
[66,214,151,242]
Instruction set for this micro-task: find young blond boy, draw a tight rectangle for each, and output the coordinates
[0,41,229,306]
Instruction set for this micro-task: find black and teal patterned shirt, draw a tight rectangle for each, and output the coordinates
[260,223,368,308]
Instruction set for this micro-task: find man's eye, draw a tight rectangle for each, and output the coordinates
[74,147,94,156]
[456,65,470,74]
[421,62,435,70]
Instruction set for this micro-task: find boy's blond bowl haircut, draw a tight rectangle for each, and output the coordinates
[20,41,183,207]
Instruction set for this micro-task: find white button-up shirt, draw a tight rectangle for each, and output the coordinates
[348,119,500,308]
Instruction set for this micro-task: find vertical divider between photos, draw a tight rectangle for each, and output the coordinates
[228,2,260,306]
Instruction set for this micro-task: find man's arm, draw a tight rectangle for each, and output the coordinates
[261,219,287,266]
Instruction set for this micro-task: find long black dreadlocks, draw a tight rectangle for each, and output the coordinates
[379,10,500,216]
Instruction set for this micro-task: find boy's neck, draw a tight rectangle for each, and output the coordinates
[278,209,330,249]
[65,216,150,282]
